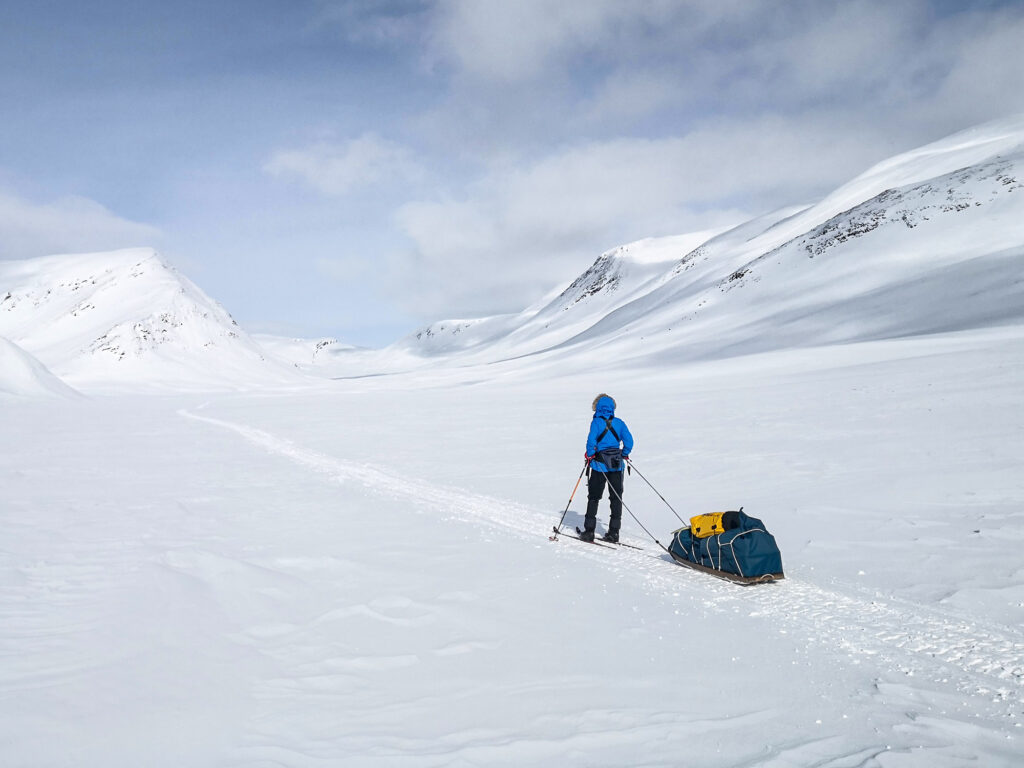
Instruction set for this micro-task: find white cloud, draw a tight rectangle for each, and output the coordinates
[264,133,424,196]
[426,0,756,84]
[421,0,1024,137]
[391,114,889,317]
[923,9,1024,127]
[580,70,681,125]
[0,190,160,261]
[428,0,619,82]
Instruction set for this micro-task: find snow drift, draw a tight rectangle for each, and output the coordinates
[0,336,80,399]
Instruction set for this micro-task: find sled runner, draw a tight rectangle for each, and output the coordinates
[668,551,782,585]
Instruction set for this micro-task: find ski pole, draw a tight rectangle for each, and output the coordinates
[625,458,687,526]
[554,459,589,533]
[604,470,669,553]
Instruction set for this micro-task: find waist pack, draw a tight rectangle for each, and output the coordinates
[594,447,623,470]
[690,510,741,538]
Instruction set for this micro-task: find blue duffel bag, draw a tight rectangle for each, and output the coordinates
[669,510,783,579]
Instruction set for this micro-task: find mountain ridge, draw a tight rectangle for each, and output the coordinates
[4,116,1024,389]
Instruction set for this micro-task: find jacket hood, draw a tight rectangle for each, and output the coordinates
[594,395,616,419]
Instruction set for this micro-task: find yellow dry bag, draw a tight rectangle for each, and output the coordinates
[690,510,741,538]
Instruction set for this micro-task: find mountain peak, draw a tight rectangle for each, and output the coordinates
[0,249,300,391]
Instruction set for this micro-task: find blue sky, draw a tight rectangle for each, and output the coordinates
[2,0,1023,346]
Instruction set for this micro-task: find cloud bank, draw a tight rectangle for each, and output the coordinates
[0,190,161,261]
[265,133,425,196]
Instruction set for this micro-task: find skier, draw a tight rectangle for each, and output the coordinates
[581,394,634,543]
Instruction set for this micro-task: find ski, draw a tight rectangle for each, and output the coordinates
[550,526,615,549]
[575,526,644,550]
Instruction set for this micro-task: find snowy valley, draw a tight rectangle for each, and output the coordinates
[2,118,1024,766]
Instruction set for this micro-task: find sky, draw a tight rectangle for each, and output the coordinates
[2,0,1024,347]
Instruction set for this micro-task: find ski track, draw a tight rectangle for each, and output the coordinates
[180,409,1024,711]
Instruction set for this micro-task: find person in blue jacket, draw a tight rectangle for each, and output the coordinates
[582,393,634,543]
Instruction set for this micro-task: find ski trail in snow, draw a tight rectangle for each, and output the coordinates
[179,407,576,540]
[180,409,1024,703]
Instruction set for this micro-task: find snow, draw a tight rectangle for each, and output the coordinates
[2,117,1024,766]
[0,248,305,392]
[0,336,81,399]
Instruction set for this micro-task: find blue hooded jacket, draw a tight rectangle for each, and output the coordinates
[586,395,634,472]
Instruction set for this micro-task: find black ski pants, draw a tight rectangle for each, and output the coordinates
[584,470,623,535]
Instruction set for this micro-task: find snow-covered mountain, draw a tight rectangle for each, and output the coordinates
[348,115,1024,372]
[0,336,81,399]
[395,228,732,359]
[0,248,303,391]
[604,117,1024,365]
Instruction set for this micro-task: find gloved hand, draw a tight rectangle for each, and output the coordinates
[584,453,593,462]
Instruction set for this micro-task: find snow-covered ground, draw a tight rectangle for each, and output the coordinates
[3,323,1022,766]
[0,336,81,399]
